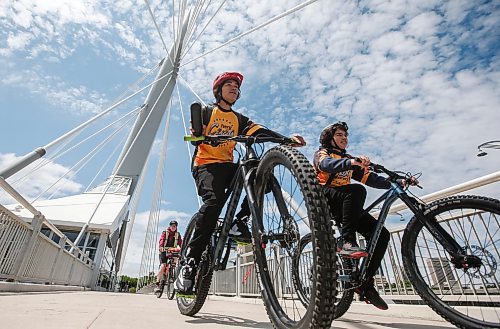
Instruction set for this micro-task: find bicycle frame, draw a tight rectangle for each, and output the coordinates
[209,139,295,272]
[354,181,464,284]
[211,142,264,271]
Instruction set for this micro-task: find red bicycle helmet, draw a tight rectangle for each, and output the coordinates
[212,72,244,101]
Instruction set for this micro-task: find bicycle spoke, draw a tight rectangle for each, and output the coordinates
[405,197,500,327]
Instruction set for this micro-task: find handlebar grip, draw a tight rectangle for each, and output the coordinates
[184,135,205,142]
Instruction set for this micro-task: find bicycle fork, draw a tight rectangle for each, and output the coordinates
[403,195,482,270]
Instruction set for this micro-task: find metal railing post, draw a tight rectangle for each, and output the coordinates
[49,236,67,284]
[13,214,44,280]
[275,245,282,298]
[236,251,241,297]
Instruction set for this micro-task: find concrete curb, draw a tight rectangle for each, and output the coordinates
[0,281,85,293]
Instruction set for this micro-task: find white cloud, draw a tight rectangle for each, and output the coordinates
[0,67,108,116]
[0,153,83,204]
[6,32,32,51]
[1,0,499,277]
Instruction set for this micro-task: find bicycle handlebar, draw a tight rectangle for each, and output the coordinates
[184,134,295,145]
[356,159,422,189]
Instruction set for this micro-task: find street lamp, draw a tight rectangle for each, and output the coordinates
[477,141,500,157]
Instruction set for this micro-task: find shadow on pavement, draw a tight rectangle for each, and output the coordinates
[185,312,273,328]
[335,318,453,329]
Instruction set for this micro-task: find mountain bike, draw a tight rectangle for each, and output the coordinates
[293,162,500,329]
[177,134,337,329]
[155,250,179,300]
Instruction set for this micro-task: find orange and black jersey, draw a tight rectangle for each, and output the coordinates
[313,147,391,189]
[192,105,284,168]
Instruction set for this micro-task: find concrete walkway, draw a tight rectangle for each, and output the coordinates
[0,291,455,329]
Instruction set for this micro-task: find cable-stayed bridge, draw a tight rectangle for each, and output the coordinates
[0,1,499,328]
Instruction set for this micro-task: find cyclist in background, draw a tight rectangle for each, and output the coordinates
[155,220,182,293]
[175,72,305,296]
[313,121,392,310]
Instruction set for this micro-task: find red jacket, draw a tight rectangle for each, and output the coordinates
[159,228,182,250]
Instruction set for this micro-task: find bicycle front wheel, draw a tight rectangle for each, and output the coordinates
[167,265,176,300]
[253,146,336,329]
[293,233,354,320]
[402,195,500,328]
[155,280,164,299]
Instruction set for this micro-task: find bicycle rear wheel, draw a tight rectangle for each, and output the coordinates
[253,146,336,329]
[293,233,354,319]
[402,195,500,328]
[176,218,214,316]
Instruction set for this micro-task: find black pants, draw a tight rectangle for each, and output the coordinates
[324,184,390,278]
[187,162,250,262]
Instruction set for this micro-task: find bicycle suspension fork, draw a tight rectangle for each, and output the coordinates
[398,190,464,258]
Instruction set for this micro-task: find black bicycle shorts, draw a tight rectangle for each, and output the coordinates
[159,252,173,264]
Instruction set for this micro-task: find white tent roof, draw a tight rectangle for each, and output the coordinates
[6,192,130,232]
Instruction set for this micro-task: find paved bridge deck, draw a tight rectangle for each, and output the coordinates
[0,291,455,329]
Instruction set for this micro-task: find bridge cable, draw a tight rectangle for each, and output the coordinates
[175,80,202,208]
[72,72,175,250]
[43,67,173,151]
[181,0,320,67]
[181,0,226,60]
[9,64,160,187]
[183,0,210,51]
[31,108,140,202]
[84,131,131,193]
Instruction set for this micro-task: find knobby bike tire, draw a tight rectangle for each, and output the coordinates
[176,217,214,316]
[294,233,354,320]
[253,145,337,329]
[402,195,500,329]
[167,265,176,300]
[155,280,164,298]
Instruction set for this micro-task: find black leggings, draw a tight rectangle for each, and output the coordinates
[187,162,249,262]
[324,184,390,278]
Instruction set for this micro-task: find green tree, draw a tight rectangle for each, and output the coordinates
[119,275,138,292]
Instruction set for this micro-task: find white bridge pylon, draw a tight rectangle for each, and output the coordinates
[0,1,323,288]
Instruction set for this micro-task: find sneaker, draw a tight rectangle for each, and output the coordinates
[154,282,161,293]
[354,281,388,310]
[174,258,197,295]
[338,241,368,259]
[229,217,251,243]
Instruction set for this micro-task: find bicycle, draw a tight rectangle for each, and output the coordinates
[155,249,179,300]
[293,162,500,329]
[177,134,337,329]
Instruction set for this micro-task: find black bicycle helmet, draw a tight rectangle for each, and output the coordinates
[319,121,348,149]
[169,220,178,226]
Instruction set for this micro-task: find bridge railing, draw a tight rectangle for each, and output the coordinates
[0,177,94,287]
[210,171,500,301]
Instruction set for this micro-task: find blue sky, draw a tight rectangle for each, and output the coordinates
[0,0,499,276]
